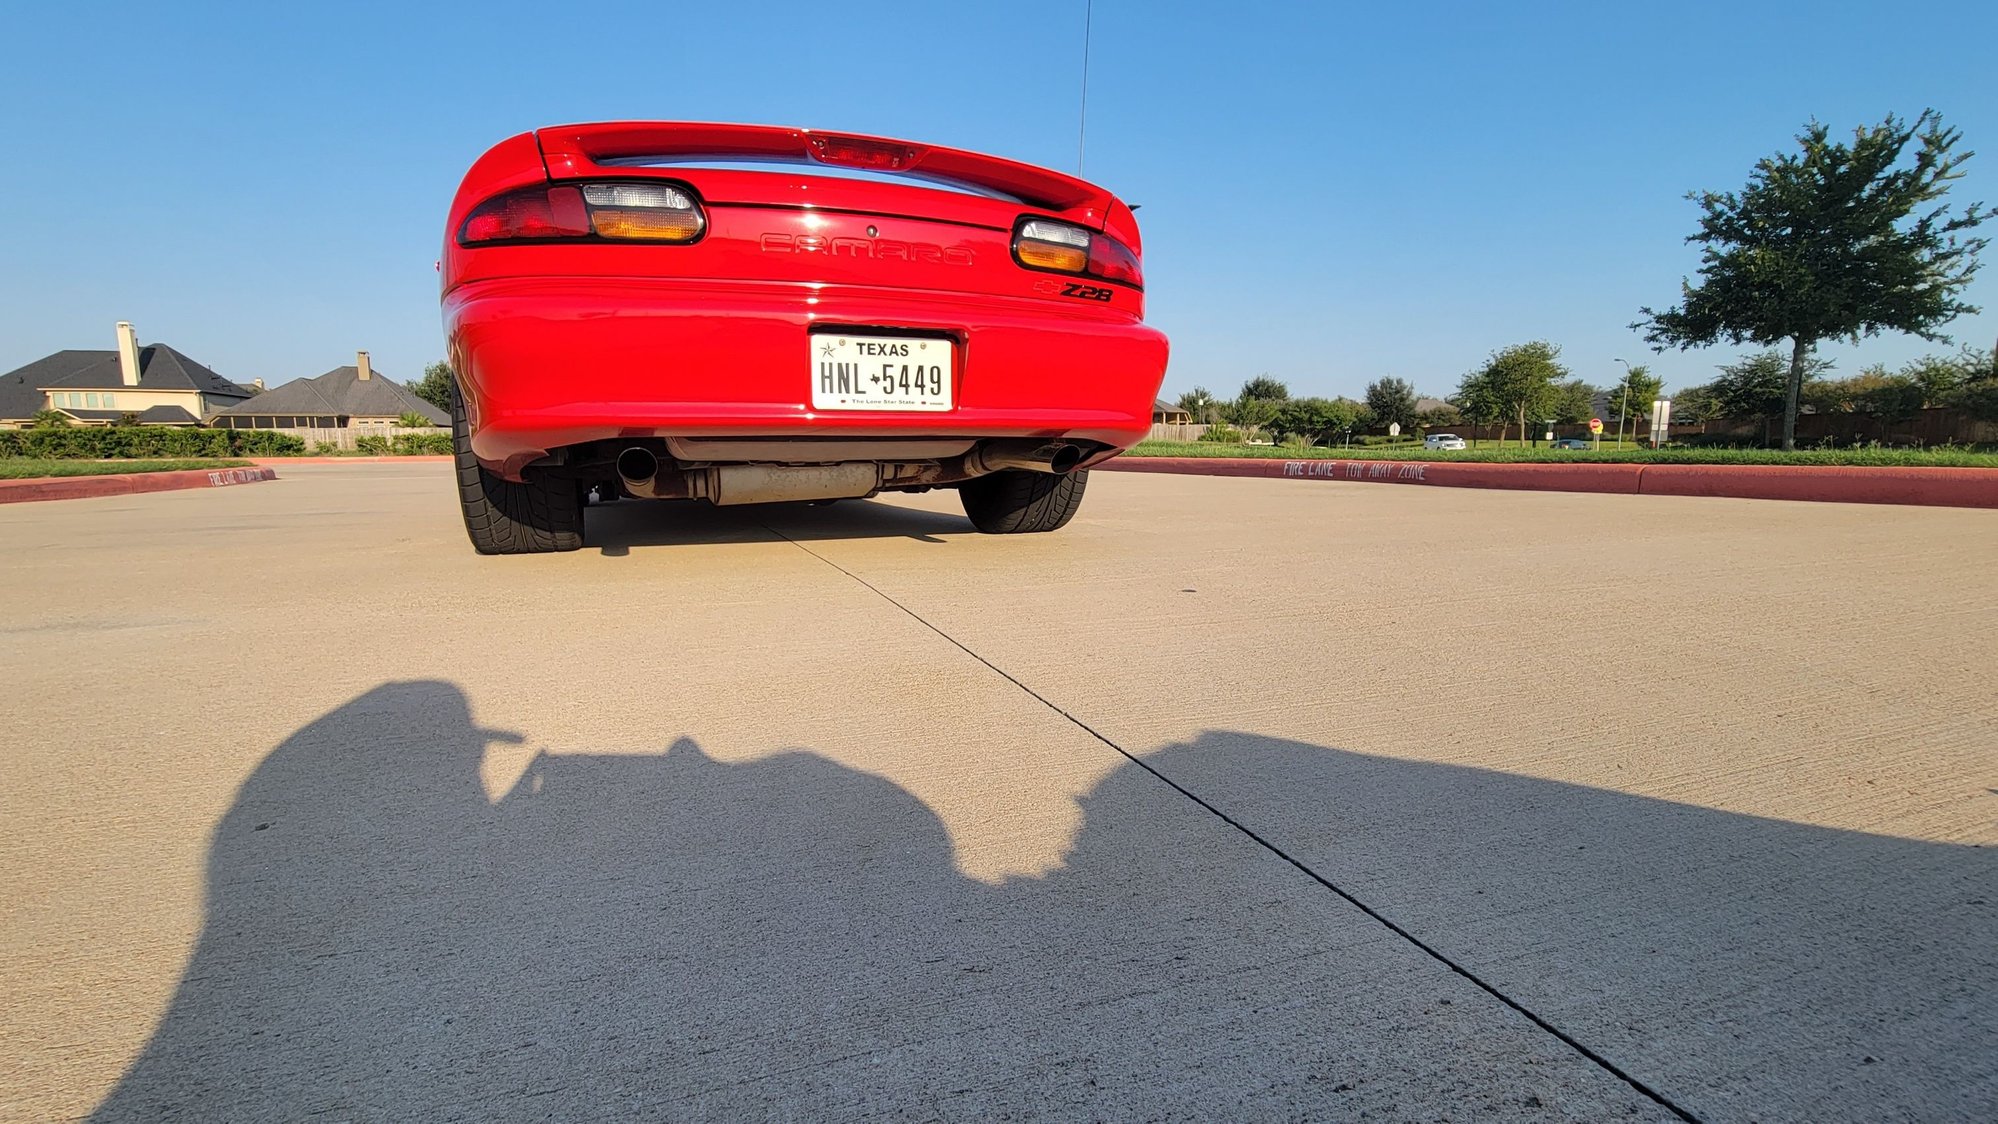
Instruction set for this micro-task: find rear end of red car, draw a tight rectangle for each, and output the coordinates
[439,122,1168,553]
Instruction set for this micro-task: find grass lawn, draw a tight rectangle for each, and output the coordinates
[1125,440,1998,468]
[0,458,253,480]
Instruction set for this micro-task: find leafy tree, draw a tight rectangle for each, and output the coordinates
[1271,397,1365,446]
[1449,380,1501,445]
[1607,364,1662,441]
[1416,402,1462,431]
[1238,375,1290,402]
[1223,395,1280,436]
[1223,375,1289,437]
[1363,376,1418,432]
[395,411,435,428]
[1455,342,1569,446]
[1805,367,1926,420]
[1671,383,1719,424]
[31,409,71,428]
[1636,111,1989,449]
[1945,346,1998,420]
[409,361,456,413]
[1551,379,1598,425]
[1708,350,1831,441]
[1174,386,1220,424]
[1899,354,1970,405]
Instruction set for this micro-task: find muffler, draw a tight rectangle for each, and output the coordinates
[965,440,1082,476]
[617,449,880,505]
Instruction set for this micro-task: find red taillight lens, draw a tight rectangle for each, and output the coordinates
[458,182,705,246]
[1086,234,1143,289]
[460,186,589,243]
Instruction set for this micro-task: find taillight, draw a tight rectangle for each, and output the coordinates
[458,181,706,246]
[1011,218,1142,290]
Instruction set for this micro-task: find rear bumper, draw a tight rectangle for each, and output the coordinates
[443,277,1169,476]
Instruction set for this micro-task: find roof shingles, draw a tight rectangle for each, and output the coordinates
[213,366,448,425]
[0,344,253,421]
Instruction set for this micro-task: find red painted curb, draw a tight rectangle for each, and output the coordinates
[249,456,453,465]
[1098,456,1998,509]
[1095,456,1276,479]
[1637,464,1998,508]
[0,466,278,505]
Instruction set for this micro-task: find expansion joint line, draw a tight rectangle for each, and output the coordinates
[766,526,1701,1124]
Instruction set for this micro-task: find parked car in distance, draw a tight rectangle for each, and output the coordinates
[1550,438,1593,450]
[441,122,1169,553]
[1423,433,1468,450]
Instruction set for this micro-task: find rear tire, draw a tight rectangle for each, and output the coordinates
[959,469,1088,534]
[451,382,582,555]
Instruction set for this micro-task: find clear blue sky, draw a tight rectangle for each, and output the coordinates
[5,1,1994,401]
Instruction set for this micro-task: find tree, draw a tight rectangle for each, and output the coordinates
[1945,347,1998,420]
[1708,350,1831,442]
[409,361,456,413]
[1636,111,1989,449]
[1899,353,1971,405]
[1223,375,1289,438]
[1671,383,1719,424]
[1223,395,1280,437]
[31,409,71,428]
[1416,402,1462,431]
[1456,342,1568,446]
[1363,377,1418,433]
[395,412,435,428]
[1272,397,1364,446]
[1607,364,1662,443]
[1550,379,1598,425]
[1174,386,1220,424]
[1238,375,1290,403]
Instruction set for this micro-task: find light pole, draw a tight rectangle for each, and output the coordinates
[1614,358,1633,448]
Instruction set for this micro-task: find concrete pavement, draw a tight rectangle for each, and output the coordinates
[2,463,1992,1121]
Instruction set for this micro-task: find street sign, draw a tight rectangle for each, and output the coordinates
[1588,417,1603,435]
[1651,399,1672,447]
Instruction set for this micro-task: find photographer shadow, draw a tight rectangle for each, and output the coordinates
[87,683,1994,1121]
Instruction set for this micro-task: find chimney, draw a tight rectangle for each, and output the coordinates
[251,379,265,391]
[356,350,372,381]
[116,321,142,387]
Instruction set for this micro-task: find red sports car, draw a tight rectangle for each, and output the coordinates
[440,122,1169,553]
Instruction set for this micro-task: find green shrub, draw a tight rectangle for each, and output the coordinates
[354,434,392,455]
[0,426,303,459]
[225,430,307,456]
[390,433,453,455]
[1196,424,1243,443]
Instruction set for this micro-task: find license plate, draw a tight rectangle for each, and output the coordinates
[810,333,953,412]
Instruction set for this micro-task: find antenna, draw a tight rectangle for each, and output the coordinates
[1076,0,1093,177]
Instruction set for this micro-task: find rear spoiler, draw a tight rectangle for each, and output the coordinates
[534,121,1119,228]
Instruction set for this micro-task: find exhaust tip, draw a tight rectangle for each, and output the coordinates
[1048,444,1083,474]
[616,447,659,483]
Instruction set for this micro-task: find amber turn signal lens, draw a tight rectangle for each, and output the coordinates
[588,208,705,241]
[1015,241,1089,271]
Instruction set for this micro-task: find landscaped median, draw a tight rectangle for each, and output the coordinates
[0,459,276,504]
[1103,452,1998,509]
